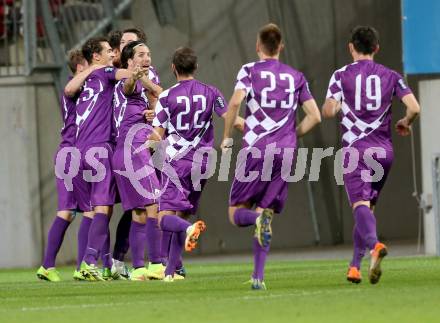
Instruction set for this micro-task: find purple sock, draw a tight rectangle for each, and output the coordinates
[83,213,110,265]
[354,205,378,250]
[77,216,92,270]
[146,218,161,263]
[101,229,112,269]
[176,254,183,270]
[252,237,270,280]
[112,210,131,261]
[350,227,366,269]
[233,208,258,227]
[160,215,191,233]
[129,221,146,269]
[160,230,172,265]
[165,231,185,276]
[42,216,71,268]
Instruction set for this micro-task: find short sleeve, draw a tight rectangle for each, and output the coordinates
[326,70,343,101]
[393,72,412,100]
[149,66,161,85]
[298,75,314,105]
[103,66,117,83]
[213,88,227,117]
[234,64,252,95]
[152,95,169,128]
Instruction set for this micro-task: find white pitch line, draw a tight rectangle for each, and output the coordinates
[17,288,363,312]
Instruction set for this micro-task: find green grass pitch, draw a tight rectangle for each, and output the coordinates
[1,257,440,323]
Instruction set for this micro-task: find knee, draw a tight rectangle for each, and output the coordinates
[352,200,370,211]
[57,210,74,222]
[94,205,112,215]
[157,211,168,226]
[146,204,159,219]
[228,207,237,226]
[132,209,147,224]
[83,211,94,219]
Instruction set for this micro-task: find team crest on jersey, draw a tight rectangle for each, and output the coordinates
[216,97,225,108]
[105,67,114,73]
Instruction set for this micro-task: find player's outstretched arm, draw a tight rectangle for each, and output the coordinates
[64,65,103,97]
[221,89,246,149]
[395,94,421,136]
[140,75,163,98]
[321,98,341,118]
[123,66,144,96]
[115,68,132,81]
[296,99,321,137]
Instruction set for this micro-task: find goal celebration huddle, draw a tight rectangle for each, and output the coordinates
[36,23,420,290]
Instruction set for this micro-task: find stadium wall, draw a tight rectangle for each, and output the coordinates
[419,79,440,255]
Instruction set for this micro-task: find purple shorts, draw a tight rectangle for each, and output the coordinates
[229,152,288,214]
[113,142,160,211]
[54,147,78,211]
[72,142,116,211]
[343,148,394,205]
[159,158,207,214]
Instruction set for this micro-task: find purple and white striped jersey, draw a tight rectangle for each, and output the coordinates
[112,66,161,145]
[148,66,160,85]
[112,66,160,143]
[326,59,412,149]
[75,66,117,148]
[152,79,227,160]
[235,58,313,149]
[59,77,77,147]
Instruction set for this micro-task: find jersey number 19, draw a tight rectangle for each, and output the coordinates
[355,74,382,111]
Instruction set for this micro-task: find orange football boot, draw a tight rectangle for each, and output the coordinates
[185,221,206,252]
[368,242,388,284]
[347,266,362,284]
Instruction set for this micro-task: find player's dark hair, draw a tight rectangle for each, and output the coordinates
[82,36,109,64]
[120,40,145,69]
[258,23,282,56]
[108,30,122,50]
[67,49,86,73]
[122,27,147,43]
[172,47,197,76]
[350,26,379,55]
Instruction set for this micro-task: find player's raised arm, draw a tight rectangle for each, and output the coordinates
[64,65,102,97]
[140,74,163,98]
[115,68,132,81]
[221,89,246,149]
[395,93,421,136]
[296,99,321,137]
[123,65,144,96]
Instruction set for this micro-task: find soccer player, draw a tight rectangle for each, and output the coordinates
[36,50,95,282]
[150,47,228,282]
[64,36,159,281]
[112,40,164,280]
[108,30,123,68]
[322,26,420,284]
[111,27,163,278]
[221,23,321,290]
